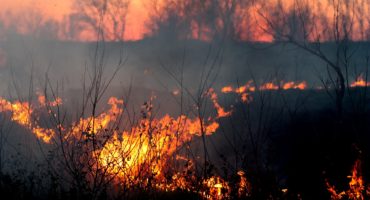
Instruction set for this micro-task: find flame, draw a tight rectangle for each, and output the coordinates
[221,81,255,103]
[90,89,235,193]
[37,92,62,107]
[221,81,255,94]
[259,81,307,91]
[348,160,365,200]
[236,82,256,93]
[208,88,232,118]
[237,170,251,198]
[235,86,247,94]
[0,97,55,143]
[70,97,123,137]
[202,176,231,199]
[282,81,307,90]
[259,82,279,90]
[98,114,222,182]
[326,159,370,200]
[240,93,251,103]
[74,89,230,191]
[222,80,307,94]
[350,75,370,88]
[221,86,233,93]
[0,90,254,198]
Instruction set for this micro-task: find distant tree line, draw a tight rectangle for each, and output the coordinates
[1,0,369,42]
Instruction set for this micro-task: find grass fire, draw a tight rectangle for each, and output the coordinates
[2,0,370,199]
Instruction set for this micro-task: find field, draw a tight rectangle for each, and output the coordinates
[1,0,370,199]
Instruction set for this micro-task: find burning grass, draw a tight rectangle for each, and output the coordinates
[0,87,256,199]
[0,76,369,199]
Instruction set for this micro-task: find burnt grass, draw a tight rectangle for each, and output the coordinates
[267,89,370,199]
[271,107,370,199]
[0,87,370,200]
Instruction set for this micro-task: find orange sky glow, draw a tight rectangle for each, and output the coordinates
[1,0,149,41]
[1,0,369,42]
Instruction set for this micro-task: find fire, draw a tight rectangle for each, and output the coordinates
[221,86,233,93]
[70,97,123,137]
[237,170,251,198]
[259,82,279,90]
[221,81,255,103]
[208,88,232,118]
[259,80,307,90]
[0,89,253,198]
[0,97,55,143]
[202,176,231,199]
[259,81,306,91]
[222,80,307,93]
[98,114,222,181]
[37,92,62,107]
[350,75,370,88]
[282,81,307,90]
[240,93,251,103]
[221,81,255,94]
[348,160,365,199]
[221,80,307,103]
[91,91,236,194]
[326,159,370,200]
[200,171,250,199]
[32,127,55,143]
[7,100,32,126]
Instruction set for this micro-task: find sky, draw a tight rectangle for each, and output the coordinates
[1,0,367,41]
[0,0,307,41]
[1,0,149,40]
[2,0,72,20]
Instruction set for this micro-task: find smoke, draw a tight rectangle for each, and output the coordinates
[1,1,370,199]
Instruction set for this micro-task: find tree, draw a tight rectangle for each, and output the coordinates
[147,0,254,41]
[258,0,368,115]
[73,0,130,41]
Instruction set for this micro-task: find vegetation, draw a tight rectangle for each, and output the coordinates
[1,0,370,199]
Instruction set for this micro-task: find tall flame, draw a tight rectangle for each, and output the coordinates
[0,88,242,198]
[326,159,370,200]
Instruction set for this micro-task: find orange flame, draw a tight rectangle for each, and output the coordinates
[0,97,55,143]
[208,88,232,118]
[0,90,253,197]
[98,114,223,182]
[70,97,123,138]
[37,92,62,107]
[221,81,255,103]
[222,80,307,95]
[221,86,233,93]
[350,75,370,88]
[240,93,251,103]
[202,176,231,199]
[326,159,370,200]
[259,82,279,90]
[282,81,307,90]
[237,170,251,198]
[221,81,256,94]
